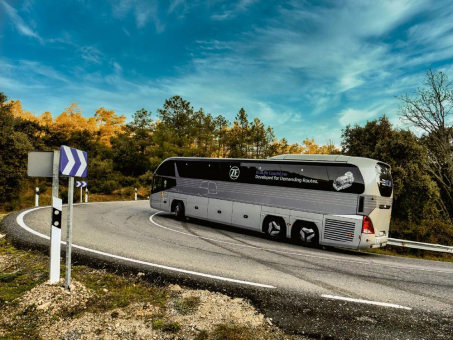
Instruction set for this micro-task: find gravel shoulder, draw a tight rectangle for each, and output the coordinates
[0,221,307,340]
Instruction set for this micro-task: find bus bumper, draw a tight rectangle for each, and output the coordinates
[358,234,388,249]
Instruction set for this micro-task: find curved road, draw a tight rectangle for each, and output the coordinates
[6,201,453,339]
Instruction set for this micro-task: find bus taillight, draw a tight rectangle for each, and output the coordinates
[362,216,375,234]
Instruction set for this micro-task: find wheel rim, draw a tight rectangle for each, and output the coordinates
[300,227,315,243]
[268,221,281,237]
[175,205,180,216]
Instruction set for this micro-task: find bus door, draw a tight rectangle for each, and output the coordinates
[160,178,170,212]
[150,176,162,210]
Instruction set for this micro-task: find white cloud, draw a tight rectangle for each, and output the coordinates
[1,0,43,43]
[112,0,165,32]
[211,0,258,21]
[80,46,102,64]
[20,60,69,83]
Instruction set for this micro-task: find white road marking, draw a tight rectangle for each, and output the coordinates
[150,212,453,275]
[321,294,412,310]
[15,204,276,289]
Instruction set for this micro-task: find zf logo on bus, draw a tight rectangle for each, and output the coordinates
[229,166,240,180]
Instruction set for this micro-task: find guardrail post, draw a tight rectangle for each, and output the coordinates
[85,188,88,203]
[135,188,137,201]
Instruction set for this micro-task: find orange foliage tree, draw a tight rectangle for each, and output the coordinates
[95,107,126,146]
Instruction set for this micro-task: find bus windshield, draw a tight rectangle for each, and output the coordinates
[376,163,392,197]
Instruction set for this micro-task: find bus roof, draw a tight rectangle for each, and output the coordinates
[165,154,388,168]
[269,154,350,162]
[269,154,388,168]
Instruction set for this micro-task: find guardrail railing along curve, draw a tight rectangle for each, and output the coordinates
[387,238,453,253]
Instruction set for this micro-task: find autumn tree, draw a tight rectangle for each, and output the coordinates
[95,107,126,146]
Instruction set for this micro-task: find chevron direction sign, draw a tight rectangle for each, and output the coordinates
[59,145,88,177]
[75,181,88,188]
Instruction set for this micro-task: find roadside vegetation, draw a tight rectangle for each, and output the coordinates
[0,68,452,249]
[0,224,306,340]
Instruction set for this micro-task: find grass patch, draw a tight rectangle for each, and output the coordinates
[152,319,181,333]
[62,266,170,317]
[152,319,164,330]
[161,321,181,333]
[194,330,209,340]
[364,245,453,262]
[0,238,49,307]
[174,296,201,315]
[212,324,253,340]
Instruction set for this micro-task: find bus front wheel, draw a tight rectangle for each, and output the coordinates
[264,216,286,241]
[293,222,319,247]
[174,201,185,221]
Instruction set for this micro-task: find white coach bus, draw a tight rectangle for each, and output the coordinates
[150,155,393,250]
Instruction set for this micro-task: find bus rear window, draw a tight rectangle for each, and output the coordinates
[327,166,364,194]
[376,163,392,197]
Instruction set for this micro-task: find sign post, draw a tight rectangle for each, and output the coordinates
[27,150,62,284]
[75,181,87,203]
[28,148,87,288]
[60,145,87,290]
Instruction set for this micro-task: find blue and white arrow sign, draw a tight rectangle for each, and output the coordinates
[75,181,88,188]
[59,145,88,177]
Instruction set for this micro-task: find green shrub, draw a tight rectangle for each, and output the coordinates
[162,321,181,333]
[174,296,201,315]
[99,180,120,194]
[152,320,164,330]
[212,324,253,340]
[194,330,209,340]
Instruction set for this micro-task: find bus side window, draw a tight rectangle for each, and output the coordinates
[152,177,176,193]
[152,177,162,194]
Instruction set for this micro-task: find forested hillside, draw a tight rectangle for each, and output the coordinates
[1,70,452,246]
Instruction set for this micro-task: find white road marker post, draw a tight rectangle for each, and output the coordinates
[135,188,137,201]
[85,187,88,203]
[50,196,62,284]
[80,186,82,203]
[35,187,39,207]
[49,151,61,284]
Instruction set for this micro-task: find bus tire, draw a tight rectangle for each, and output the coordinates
[292,222,319,247]
[263,216,286,241]
[174,201,185,221]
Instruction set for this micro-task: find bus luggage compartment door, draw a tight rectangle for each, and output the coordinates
[322,215,362,248]
[208,198,233,224]
[232,202,261,230]
[186,196,208,219]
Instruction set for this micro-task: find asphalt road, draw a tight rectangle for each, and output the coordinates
[5,201,453,339]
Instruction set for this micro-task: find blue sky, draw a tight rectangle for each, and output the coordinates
[1,0,453,144]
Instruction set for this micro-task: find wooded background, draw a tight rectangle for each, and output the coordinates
[1,70,452,246]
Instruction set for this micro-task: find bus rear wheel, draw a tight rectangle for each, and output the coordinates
[174,201,185,221]
[264,216,286,241]
[293,222,319,247]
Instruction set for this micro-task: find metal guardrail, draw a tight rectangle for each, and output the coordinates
[387,238,453,253]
